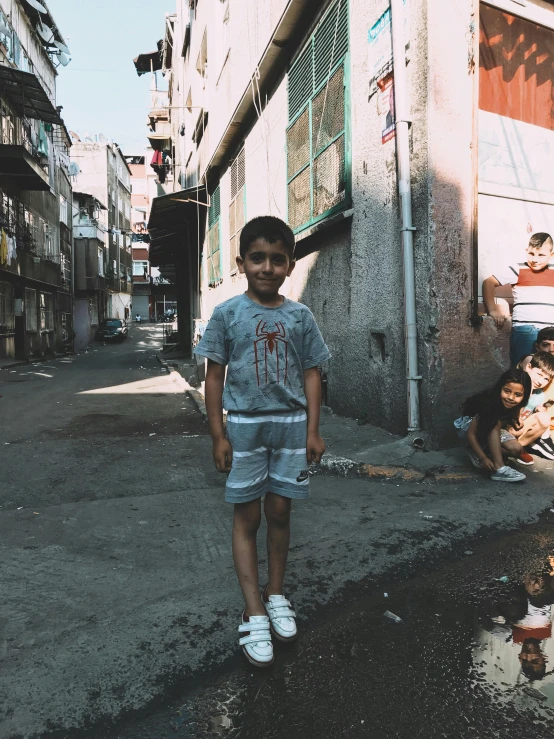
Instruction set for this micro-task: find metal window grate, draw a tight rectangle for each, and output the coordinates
[287,108,310,179]
[313,134,346,218]
[312,65,344,155]
[286,0,349,233]
[287,167,311,231]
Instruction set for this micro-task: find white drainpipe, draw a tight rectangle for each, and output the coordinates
[391,0,421,432]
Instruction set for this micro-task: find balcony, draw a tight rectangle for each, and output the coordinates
[0,115,49,191]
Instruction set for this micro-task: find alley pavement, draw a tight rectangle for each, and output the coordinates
[2,327,554,738]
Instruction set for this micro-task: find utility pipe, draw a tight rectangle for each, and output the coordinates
[391,0,421,431]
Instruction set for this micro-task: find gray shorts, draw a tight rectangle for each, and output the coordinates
[225,409,310,504]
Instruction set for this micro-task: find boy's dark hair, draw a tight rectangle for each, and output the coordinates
[536,327,554,346]
[461,368,531,442]
[528,232,553,251]
[239,216,295,259]
[529,351,554,379]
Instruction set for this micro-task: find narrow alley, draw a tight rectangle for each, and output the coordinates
[2,328,554,738]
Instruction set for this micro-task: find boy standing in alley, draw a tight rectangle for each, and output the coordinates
[194,215,330,668]
[483,232,554,365]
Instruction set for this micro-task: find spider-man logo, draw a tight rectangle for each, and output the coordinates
[254,320,288,386]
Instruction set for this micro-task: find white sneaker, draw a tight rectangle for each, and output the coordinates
[262,589,298,642]
[490,465,526,482]
[238,612,274,667]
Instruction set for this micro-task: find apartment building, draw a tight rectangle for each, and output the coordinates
[140,0,554,443]
[70,139,132,325]
[0,0,72,360]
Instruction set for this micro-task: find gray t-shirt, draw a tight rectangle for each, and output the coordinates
[194,293,330,413]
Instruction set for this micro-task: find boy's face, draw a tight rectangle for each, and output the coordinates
[537,338,554,354]
[237,238,295,299]
[527,242,553,272]
[526,365,552,390]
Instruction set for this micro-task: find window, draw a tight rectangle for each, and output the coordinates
[98,248,104,276]
[40,292,54,332]
[207,185,221,286]
[229,149,245,271]
[61,253,71,287]
[286,0,350,232]
[133,260,148,276]
[25,288,37,332]
[59,195,69,226]
[0,282,14,332]
[90,296,99,326]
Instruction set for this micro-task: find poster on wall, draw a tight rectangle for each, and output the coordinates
[367,1,409,94]
[377,75,395,144]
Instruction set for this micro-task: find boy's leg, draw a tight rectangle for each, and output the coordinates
[510,325,538,366]
[264,491,292,595]
[232,499,265,617]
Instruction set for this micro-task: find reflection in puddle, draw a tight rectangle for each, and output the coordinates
[473,557,554,717]
[210,714,233,734]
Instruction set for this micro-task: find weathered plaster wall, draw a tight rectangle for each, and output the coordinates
[425,0,510,445]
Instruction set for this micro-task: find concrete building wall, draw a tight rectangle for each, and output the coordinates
[156,0,554,442]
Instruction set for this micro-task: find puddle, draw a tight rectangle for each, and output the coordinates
[101,519,554,738]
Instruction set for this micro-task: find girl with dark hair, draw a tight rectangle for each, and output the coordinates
[454,368,532,482]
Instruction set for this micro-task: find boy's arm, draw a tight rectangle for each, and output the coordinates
[205,359,232,473]
[482,275,507,328]
[304,366,325,464]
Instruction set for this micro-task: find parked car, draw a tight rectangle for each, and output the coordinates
[96,318,128,342]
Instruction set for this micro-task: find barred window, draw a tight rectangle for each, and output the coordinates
[207,185,221,287]
[0,281,14,332]
[229,149,245,272]
[40,292,54,331]
[287,0,350,233]
[25,287,37,332]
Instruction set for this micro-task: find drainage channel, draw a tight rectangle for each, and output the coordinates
[94,513,554,738]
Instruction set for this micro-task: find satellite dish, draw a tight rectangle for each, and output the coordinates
[58,51,70,66]
[26,0,47,12]
[53,39,70,54]
[37,20,54,43]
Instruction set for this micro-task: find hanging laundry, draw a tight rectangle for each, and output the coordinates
[0,229,7,265]
[6,235,15,265]
[150,150,162,168]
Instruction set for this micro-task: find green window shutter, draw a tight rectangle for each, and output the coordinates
[313,0,348,90]
[208,185,220,228]
[288,44,313,122]
[208,184,221,285]
[286,0,350,233]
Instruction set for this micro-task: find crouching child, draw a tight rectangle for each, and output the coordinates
[454,368,531,481]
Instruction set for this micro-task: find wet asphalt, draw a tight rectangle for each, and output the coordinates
[4,327,554,738]
[106,515,554,739]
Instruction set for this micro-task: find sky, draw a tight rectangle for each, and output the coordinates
[47,0,171,155]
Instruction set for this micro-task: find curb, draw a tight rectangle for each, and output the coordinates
[317,454,475,483]
[157,353,207,416]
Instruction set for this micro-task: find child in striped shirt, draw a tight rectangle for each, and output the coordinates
[483,232,554,364]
